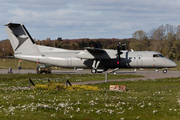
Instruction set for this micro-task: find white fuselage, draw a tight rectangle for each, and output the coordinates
[14,48,177,70]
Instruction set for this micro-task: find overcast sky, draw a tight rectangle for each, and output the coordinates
[1,0,180,40]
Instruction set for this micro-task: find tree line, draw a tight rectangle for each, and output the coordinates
[1,24,180,60]
[132,24,180,41]
[131,24,180,59]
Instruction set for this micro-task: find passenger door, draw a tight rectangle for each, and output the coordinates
[137,55,143,66]
[67,57,72,66]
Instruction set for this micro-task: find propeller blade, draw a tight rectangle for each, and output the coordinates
[118,54,121,61]
[116,42,122,61]
[122,43,126,50]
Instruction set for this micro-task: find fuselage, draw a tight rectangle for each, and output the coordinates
[14,49,177,70]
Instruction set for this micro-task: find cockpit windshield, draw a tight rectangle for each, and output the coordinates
[153,54,164,57]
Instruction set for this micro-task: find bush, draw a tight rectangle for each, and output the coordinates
[34,83,100,92]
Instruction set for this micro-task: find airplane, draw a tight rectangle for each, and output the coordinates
[4,22,177,74]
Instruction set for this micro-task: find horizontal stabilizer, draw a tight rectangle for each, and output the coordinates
[5,22,21,26]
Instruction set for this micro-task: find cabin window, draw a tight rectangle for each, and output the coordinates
[134,57,136,60]
[153,54,164,57]
[129,57,132,60]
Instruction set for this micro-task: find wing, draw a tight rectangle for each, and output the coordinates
[85,47,105,52]
[75,47,116,59]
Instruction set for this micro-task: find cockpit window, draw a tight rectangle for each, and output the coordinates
[159,54,164,57]
[153,54,159,57]
[153,54,164,57]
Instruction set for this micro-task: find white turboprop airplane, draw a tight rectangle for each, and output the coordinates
[5,22,177,73]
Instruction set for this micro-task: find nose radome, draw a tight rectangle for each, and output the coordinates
[172,62,177,67]
[168,60,177,68]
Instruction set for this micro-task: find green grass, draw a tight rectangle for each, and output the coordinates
[0,58,66,70]
[0,58,37,69]
[0,73,143,87]
[0,74,180,119]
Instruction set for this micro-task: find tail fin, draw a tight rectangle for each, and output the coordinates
[5,23,40,54]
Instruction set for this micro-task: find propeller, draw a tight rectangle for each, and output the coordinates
[122,43,126,50]
[116,42,123,61]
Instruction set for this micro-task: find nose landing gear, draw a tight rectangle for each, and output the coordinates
[163,69,167,74]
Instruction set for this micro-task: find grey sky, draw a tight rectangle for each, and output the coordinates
[1,0,180,40]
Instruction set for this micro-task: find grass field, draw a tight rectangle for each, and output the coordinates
[0,59,37,69]
[0,74,180,119]
[0,73,143,86]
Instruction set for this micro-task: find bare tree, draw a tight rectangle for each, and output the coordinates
[164,24,176,40]
[132,30,147,40]
[151,25,165,40]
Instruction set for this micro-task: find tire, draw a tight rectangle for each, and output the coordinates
[91,69,97,73]
[163,69,167,74]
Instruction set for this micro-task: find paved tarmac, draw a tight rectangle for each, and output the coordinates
[1,69,180,85]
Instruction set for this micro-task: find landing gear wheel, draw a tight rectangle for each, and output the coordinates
[163,69,167,74]
[91,69,97,73]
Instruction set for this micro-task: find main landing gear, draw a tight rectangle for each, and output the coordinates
[91,68,97,73]
[91,59,100,73]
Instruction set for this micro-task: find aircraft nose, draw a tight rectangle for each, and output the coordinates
[172,61,177,67]
[167,60,177,68]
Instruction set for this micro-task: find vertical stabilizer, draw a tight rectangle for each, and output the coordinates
[5,23,40,54]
